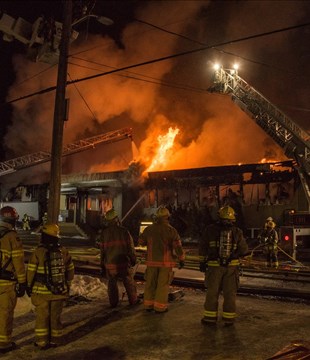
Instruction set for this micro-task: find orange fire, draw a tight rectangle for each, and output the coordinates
[260,158,281,164]
[146,127,180,172]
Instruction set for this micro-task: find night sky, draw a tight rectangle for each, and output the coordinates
[0,0,309,189]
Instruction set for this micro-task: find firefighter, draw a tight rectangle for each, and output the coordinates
[258,220,279,268]
[264,216,273,228]
[199,205,248,326]
[138,206,185,313]
[26,224,74,350]
[42,212,48,226]
[0,206,26,353]
[98,209,139,308]
[22,213,30,231]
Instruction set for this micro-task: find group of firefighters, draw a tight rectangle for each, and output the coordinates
[0,202,279,353]
[0,206,74,353]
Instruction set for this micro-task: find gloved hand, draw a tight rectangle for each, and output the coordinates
[199,262,207,273]
[16,282,27,297]
[178,260,185,269]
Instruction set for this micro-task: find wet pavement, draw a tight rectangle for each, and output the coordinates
[1,278,310,360]
[11,229,310,359]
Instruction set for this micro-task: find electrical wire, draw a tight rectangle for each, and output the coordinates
[134,18,300,76]
[68,59,207,94]
[66,16,301,99]
[4,21,310,105]
[5,4,307,102]
[12,64,57,88]
[67,72,98,122]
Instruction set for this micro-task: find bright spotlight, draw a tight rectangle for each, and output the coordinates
[233,63,239,70]
[213,63,220,71]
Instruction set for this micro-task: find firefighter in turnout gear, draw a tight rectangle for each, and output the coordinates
[0,206,26,353]
[98,209,139,308]
[27,224,74,350]
[42,212,48,226]
[258,220,279,268]
[138,206,185,313]
[22,213,30,231]
[199,205,248,326]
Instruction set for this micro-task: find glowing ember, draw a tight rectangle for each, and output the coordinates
[260,158,281,163]
[147,127,180,172]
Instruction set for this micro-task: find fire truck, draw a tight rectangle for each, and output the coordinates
[209,66,310,261]
[280,210,310,260]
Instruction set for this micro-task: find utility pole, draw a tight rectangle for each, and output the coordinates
[47,0,72,224]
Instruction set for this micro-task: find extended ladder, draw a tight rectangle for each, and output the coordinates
[209,68,310,208]
[0,127,132,177]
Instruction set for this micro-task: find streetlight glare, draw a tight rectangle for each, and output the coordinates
[96,16,114,26]
[233,63,239,70]
[72,14,113,27]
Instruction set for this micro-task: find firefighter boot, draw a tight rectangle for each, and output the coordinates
[201,318,217,327]
[0,342,17,354]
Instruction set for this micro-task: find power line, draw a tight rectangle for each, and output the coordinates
[67,13,300,97]
[69,2,223,58]
[134,17,300,76]
[13,64,56,88]
[67,72,98,121]
[68,58,207,94]
[5,8,300,94]
[4,21,310,105]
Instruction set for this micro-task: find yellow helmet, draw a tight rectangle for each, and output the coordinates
[105,209,118,221]
[218,206,236,220]
[42,224,60,238]
[266,221,276,228]
[156,206,170,218]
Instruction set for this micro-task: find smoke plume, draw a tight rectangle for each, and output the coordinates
[3,0,310,186]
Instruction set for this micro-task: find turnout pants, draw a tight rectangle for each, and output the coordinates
[0,286,17,349]
[143,267,173,312]
[107,268,138,307]
[265,245,278,267]
[203,266,239,324]
[31,293,65,346]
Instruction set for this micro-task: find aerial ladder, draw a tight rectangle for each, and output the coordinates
[0,127,132,177]
[208,67,310,210]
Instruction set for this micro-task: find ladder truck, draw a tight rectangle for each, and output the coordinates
[0,127,133,223]
[208,67,310,260]
[0,127,133,177]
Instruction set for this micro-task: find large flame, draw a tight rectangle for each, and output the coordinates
[146,127,180,172]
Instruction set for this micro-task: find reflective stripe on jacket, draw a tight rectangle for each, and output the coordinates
[27,245,74,296]
[199,222,248,267]
[0,224,26,287]
[138,218,185,267]
[99,223,136,272]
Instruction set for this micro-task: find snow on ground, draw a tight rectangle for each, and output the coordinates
[3,275,310,360]
[14,274,108,318]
